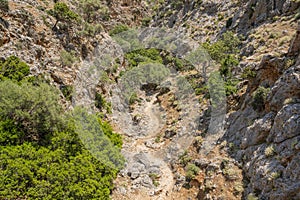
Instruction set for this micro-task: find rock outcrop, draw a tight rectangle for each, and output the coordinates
[225,28,300,199]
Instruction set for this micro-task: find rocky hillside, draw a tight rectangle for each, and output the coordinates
[0,0,299,200]
[149,0,300,199]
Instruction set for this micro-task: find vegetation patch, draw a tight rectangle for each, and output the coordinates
[109,24,129,36]
[0,57,124,199]
[59,50,78,67]
[185,163,200,180]
[48,2,80,30]
[0,0,9,12]
[0,56,30,81]
[202,31,241,96]
[252,86,270,111]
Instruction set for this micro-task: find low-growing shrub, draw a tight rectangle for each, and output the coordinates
[179,150,192,166]
[125,48,163,68]
[185,163,200,180]
[60,50,78,66]
[109,24,129,36]
[252,86,270,111]
[61,85,74,101]
[0,0,9,12]
[0,56,30,81]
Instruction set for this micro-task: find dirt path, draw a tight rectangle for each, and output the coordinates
[112,94,175,200]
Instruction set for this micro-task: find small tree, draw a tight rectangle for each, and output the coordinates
[49,2,80,30]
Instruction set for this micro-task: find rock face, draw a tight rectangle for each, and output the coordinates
[233,0,300,33]
[288,22,300,57]
[225,37,300,199]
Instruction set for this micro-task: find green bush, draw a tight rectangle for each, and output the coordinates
[0,136,118,199]
[109,24,129,36]
[179,150,192,166]
[185,163,200,180]
[61,85,74,101]
[252,86,270,111]
[98,119,123,148]
[79,22,103,36]
[79,0,101,22]
[241,67,256,79]
[0,80,62,143]
[141,17,151,27]
[0,75,123,199]
[0,56,30,81]
[95,92,112,113]
[203,31,241,96]
[203,31,240,69]
[125,48,163,68]
[129,92,138,105]
[49,2,80,30]
[60,50,78,66]
[225,78,239,95]
[72,107,125,170]
[0,119,24,145]
[0,0,9,12]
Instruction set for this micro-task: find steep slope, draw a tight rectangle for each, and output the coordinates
[0,0,299,199]
[149,0,300,199]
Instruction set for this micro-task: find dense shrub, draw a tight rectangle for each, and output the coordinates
[0,56,123,199]
[0,0,8,12]
[202,31,240,72]
[185,163,200,180]
[0,136,118,199]
[95,92,112,113]
[109,24,129,36]
[0,56,30,81]
[0,80,62,143]
[72,107,125,170]
[98,119,123,148]
[79,22,103,36]
[61,85,74,101]
[0,91,123,199]
[202,31,241,95]
[60,50,78,66]
[78,0,109,22]
[252,86,270,111]
[125,48,163,68]
[141,17,151,27]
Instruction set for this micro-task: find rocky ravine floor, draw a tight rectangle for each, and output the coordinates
[109,74,244,200]
[111,91,175,200]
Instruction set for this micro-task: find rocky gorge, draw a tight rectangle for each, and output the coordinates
[0,0,299,199]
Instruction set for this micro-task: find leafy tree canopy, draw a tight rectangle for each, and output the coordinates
[49,2,80,29]
[0,57,124,199]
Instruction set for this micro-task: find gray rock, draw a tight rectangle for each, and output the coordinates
[268,65,300,112]
[134,153,150,168]
[267,104,300,143]
[206,162,219,173]
[241,112,275,149]
[194,159,210,169]
[175,173,186,184]
[118,186,127,195]
[128,168,140,179]
[148,166,161,176]
[141,175,153,188]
